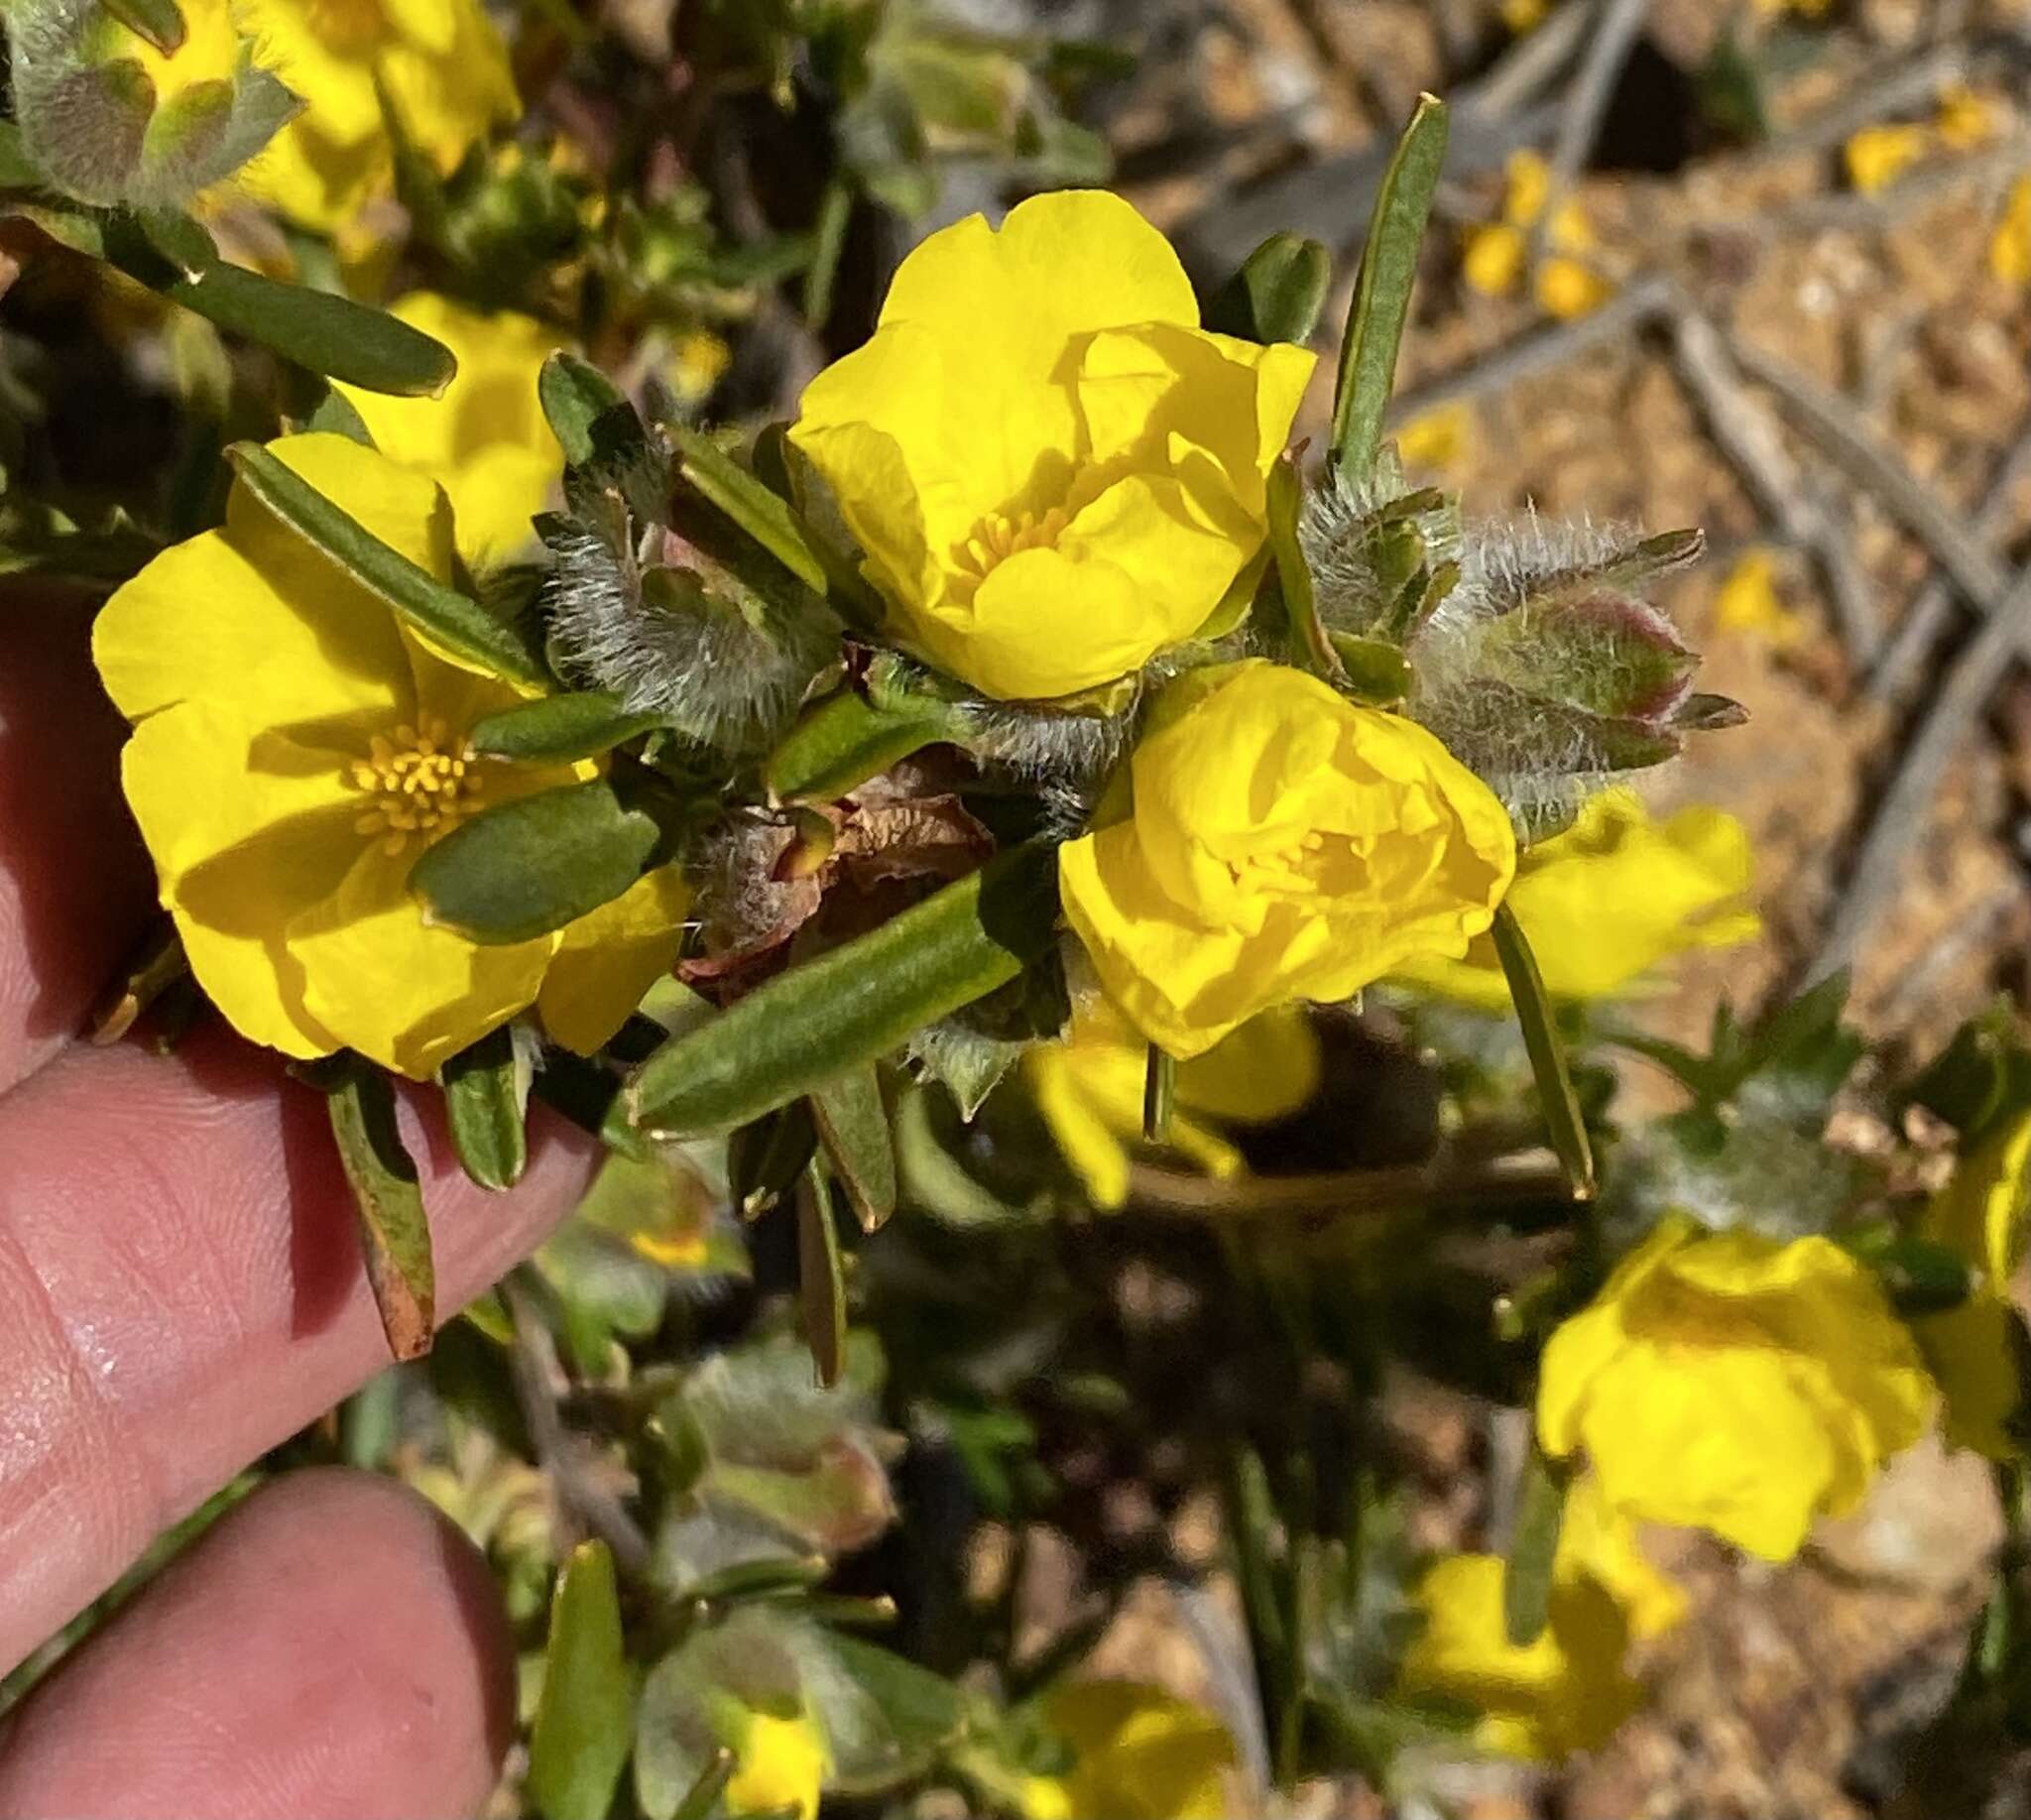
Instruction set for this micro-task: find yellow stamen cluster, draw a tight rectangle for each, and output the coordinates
[348,716,485,856]
[952,505,1071,595]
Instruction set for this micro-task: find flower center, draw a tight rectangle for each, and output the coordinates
[951,505,1071,596]
[1228,830,1331,893]
[348,717,485,856]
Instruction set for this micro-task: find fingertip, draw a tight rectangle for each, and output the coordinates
[0,1468,519,1819]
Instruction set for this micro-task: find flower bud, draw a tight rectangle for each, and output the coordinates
[9,0,300,207]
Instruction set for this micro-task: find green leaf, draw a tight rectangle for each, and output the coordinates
[1328,632,1411,704]
[1491,903,1596,1200]
[539,351,630,468]
[471,692,664,764]
[666,1752,735,1820]
[103,0,187,55]
[0,122,43,190]
[113,225,456,394]
[324,1061,435,1361]
[1265,452,1346,683]
[1502,1448,1567,1646]
[1205,231,1332,346]
[729,1101,820,1220]
[439,1025,528,1190]
[1330,94,1448,479]
[528,1541,636,1820]
[410,780,659,945]
[224,442,546,688]
[811,1066,896,1233]
[803,1632,965,1788]
[667,424,882,631]
[1843,1226,1974,1316]
[629,842,1060,1141]
[797,1162,849,1390]
[301,384,375,445]
[803,175,853,327]
[765,675,971,803]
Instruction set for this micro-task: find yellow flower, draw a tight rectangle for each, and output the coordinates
[1713,546,1807,648]
[1914,1110,2031,1459]
[1463,222,1527,298]
[93,432,685,1078]
[1396,403,1474,474]
[1844,123,1929,195]
[1026,1000,1321,1208]
[1538,1216,1937,1561]
[1060,661,1516,1059]
[1937,84,2000,151]
[667,328,733,409]
[1499,0,1551,32]
[725,1710,828,1820]
[1992,177,2031,288]
[1019,1682,1236,1820]
[787,191,1316,701]
[1398,1477,1681,1761]
[1535,256,1614,320]
[232,0,519,233]
[337,293,563,564]
[1392,790,1757,1009]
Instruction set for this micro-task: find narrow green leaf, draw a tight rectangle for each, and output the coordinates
[103,0,186,54]
[1266,452,1346,682]
[325,1062,435,1361]
[439,1025,528,1190]
[1330,94,1449,478]
[528,1541,636,1820]
[728,1101,820,1219]
[1205,231,1332,345]
[0,122,43,189]
[539,351,629,468]
[667,424,882,631]
[1502,1449,1568,1646]
[225,442,547,689]
[129,244,457,394]
[410,780,659,944]
[1141,1044,1175,1143]
[797,1162,849,1389]
[471,691,663,764]
[1328,633,1411,704]
[811,1065,897,1233]
[628,842,1060,1140]
[765,685,966,803]
[90,919,188,1045]
[803,175,853,326]
[135,204,214,280]
[1491,902,1596,1199]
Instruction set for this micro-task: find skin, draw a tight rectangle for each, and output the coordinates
[0,604,599,1814]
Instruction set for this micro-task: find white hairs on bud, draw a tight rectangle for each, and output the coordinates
[543,521,832,754]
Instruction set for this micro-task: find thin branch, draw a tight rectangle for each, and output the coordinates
[1387,274,1674,423]
[1542,0,1653,215]
[1870,419,2031,707]
[1668,305,1881,661]
[503,1273,654,1578]
[1807,564,2031,983]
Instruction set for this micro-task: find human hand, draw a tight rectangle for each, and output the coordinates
[0,606,599,1815]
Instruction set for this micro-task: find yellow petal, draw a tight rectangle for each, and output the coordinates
[1026,1042,1135,1209]
[1042,1682,1236,1820]
[122,703,359,1060]
[538,864,692,1055]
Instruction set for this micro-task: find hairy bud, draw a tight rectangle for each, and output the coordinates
[9,0,301,207]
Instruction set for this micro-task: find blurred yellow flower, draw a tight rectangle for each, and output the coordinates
[1499,0,1551,32]
[93,432,684,1078]
[1538,1216,1936,1561]
[1059,661,1515,1059]
[1844,124,1928,195]
[1914,1110,2031,1459]
[337,293,563,564]
[725,1709,828,1820]
[1714,546,1807,648]
[1396,403,1474,474]
[1026,999,1321,1207]
[1398,1476,1682,1761]
[1463,222,1528,298]
[234,0,519,233]
[1019,1682,1236,1820]
[788,190,1315,701]
[667,327,733,409]
[1992,177,2031,288]
[1392,790,1756,1009]
[1937,84,2000,150]
[1535,255,1614,320]
[95,0,246,103]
